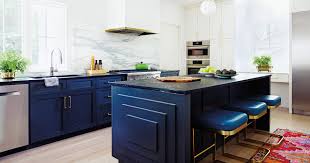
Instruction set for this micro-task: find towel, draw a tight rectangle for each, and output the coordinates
[44,77,59,87]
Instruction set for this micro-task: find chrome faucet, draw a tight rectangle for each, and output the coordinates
[50,48,63,76]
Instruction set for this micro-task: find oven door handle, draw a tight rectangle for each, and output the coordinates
[187,46,209,50]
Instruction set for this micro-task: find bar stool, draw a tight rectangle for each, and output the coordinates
[192,109,248,162]
[227,100,283,147]
[248,95,281,109]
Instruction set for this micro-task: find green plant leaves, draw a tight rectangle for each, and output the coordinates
[0,51,30,73]
[253,55,272,67]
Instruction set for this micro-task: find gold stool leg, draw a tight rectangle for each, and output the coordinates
[192,129,216,163]
[192,129,195,163]
[244,120,284,147]
[213,133,217,161]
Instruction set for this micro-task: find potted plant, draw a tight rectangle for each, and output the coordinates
[253,55,272,72]
[0,50,29,79]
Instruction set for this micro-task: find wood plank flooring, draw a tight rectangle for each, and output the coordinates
[0,108,309,163]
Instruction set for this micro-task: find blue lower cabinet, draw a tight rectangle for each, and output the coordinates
[113,87,177,163]
[96,90,112,125]
[30,95,63,143]
[63,91,94,134]
[30,75,125,144]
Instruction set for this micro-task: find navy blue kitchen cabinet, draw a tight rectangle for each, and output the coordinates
[30,94,63,143]
[30,75,125,144]
[95,76,125,125]
[96,89,112,125]
[63,90,94,134]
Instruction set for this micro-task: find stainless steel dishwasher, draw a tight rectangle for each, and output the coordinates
[0,84,29,153]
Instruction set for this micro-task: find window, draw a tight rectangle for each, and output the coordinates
[29,1,67,71]
[0,0,67,72]
[0,0,23,52]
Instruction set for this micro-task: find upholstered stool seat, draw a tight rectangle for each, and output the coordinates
[193,109,248,133]
[226,100,267,119]
[226,99,283,148]
[192,109,249,162]
[249,95,281,108]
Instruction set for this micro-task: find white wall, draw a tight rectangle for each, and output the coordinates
[42,0,184,73]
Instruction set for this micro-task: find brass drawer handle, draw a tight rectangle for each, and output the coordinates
[107,96,112,98]
[107,113,112,116]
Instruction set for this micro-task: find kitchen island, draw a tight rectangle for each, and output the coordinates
[111,73,271,163]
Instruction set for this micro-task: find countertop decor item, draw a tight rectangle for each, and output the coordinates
[253,55,272,72]
[199,66,217,77]
[157,76,201,83]
[135,62,149,70]
[0,50,29,79]
[215,69,237,79]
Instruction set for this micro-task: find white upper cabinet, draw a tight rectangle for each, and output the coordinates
[292,0,310,13]
[185,7,198,41]
[221,1,235,38]
[185,6,211,41]
[106,0,160,33]
[197,10,211,41]
[185,0,235,69]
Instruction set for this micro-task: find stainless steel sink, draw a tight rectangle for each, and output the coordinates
[30,75,80,79]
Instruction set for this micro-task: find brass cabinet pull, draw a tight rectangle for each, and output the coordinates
[107,96,112,98]
[107,113,112,116]
[64,96,67,109]
[68,96,72,109]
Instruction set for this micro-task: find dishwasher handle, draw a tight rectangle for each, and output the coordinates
[0,91,21,97]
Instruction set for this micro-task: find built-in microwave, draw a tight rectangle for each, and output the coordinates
[187,41,210,60]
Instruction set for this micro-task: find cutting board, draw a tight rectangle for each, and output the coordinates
[157,76,201,83]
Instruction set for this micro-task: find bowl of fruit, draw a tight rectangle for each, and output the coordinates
[215,69,237,79]
[199,66,217,77]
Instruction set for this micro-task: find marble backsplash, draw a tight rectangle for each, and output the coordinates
[70,26,160,73]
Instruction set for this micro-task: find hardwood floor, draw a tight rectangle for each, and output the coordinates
[0,109,309,163]
[0,128,117,163]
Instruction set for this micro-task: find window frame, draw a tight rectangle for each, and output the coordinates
[22,0,68,72]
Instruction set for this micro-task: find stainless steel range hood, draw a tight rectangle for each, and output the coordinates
[105,27,157,36]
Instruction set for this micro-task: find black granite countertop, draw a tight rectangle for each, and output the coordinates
[111,73,271,94]
[0,73,126,85]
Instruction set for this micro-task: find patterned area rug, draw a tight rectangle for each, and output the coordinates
[264,129,310,163]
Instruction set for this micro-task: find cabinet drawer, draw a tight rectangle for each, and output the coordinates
[96,90,111,103]
[97,102,112,124]
[66,79,94,90]
[30,81,66,95]
[96,76,123,88]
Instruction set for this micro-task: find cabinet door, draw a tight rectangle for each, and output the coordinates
[222,2,235,39]
[63,91,94,134]
[197,11,211,41]
[210,39,222,69]
[30,95,63,143]
[185,7,198,41]
[96,89,112,125]
[222,39,234,69]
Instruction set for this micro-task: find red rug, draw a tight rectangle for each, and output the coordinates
[264,129,310,163]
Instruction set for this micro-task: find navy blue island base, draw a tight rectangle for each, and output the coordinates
[111,73,271,163]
